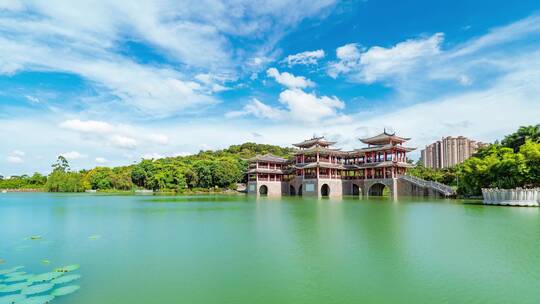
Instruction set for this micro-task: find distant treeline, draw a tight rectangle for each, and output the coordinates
[0,143,294,193]
[409,125,540,196]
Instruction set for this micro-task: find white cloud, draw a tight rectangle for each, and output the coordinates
[148,134,169,145]
[95,157,108,164]
[110,135,137,150]
[328,34,444,82]
[337,43,362,61]
[227,90,349,124]
[194,73,231,93]
[327,43,362,78]
[278,89,348,123]
[60,119,114,134]
[226,98,286,120]
[6,150,25,164]
[61,151,86,160]
[284,49,325,66]
[6,156,23,163]
[12,150,25,157]
[60,119,170,150]
[0,1,337,116]
[25,95,40,103]
[266,67,315,89]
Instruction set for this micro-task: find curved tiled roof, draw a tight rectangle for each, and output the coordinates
[247,153,288,163]
[293,136,336,148]
[351,144,416,154]
[359,131,411,145]
[293,146,347,155]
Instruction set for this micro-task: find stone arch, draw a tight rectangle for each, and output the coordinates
[352,184,361,196]
[290,185,296,196]
[259,185,268,196]
[368,183,391,197]
[321,184,330,197]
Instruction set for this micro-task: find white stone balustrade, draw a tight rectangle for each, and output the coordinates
[482,188,540,207]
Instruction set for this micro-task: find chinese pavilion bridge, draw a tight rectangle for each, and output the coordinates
[247,130,455,198]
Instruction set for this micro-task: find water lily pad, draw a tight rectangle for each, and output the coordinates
[28,236,41,240]
[51,285,80,296]
[89,234,101,240]
[0,282,30,293]
[4,274,32,283]
[28,272,62,283]
[0,267,23,276]
[0,294,26,304]
[17,295,54,304]
[5,271,25,277]
[51,274,81,285]
[55,264,79,273]
[22,283,54,295]
[0,259,5,264]
[41,260,50,265]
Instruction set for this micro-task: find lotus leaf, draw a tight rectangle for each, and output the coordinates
[22,283,54,295]
[4,274,32,283]
[29,236,41,240]
[17,295,55,304]
[51,274,81,285]
[28,272,62,283]
[51,285,80,296]
[55,264,79,273]
[0,294,26,304]
[0,282,30,293]
[0,267,23,276]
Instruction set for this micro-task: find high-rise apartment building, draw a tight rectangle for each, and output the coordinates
[421,136,487,169]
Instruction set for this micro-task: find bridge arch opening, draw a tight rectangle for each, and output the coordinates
[321,184,330,197]
[352,184,361,196]
[259,185,268,196]
[368,183,391,197]
[290,185,296,196]
[298,185,303,196]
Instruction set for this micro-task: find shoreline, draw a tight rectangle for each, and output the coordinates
[1,188,45,192]
[1,189,243,195]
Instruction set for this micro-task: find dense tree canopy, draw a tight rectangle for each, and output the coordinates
[1,142,294,192]
[0,172,47,190]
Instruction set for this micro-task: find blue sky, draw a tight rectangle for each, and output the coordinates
[1,0,540,175]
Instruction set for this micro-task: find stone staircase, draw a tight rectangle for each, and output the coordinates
[397,174,456,197]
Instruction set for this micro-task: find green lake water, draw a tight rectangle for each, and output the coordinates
[1,193,539,303]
